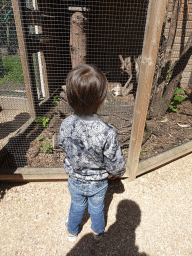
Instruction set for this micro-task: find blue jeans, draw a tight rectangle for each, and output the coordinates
[67,178,108,235]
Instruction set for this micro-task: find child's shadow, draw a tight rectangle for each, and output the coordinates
[68,181,148,256]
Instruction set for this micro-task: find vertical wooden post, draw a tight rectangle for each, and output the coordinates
[127,0,167,181]
[12,0,36,118]
[70,12,87,68]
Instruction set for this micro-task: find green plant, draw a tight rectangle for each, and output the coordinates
[39,141,53,154]
[174,88,185,95]
[140,148,148,155]
[168,88,185,112]
[35,116,50,127]
[53,95,60,105]
[37,136,44,141]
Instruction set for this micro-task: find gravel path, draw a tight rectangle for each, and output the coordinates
[0,154,192,256]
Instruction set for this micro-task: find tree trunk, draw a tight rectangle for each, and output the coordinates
[163,0,181,65]
[149,0,181,118]
[159,33,192,116]
[148,41,167,118]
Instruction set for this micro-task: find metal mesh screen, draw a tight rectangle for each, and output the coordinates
[1,0,192,170]
[1,0,149,168]
[140,0,192,161]
[0,0,30,167]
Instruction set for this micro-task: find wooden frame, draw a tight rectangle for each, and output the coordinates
[127,0,167,181]
[1,140,192,181]
[2,0,191,182]
[12,0,37,117]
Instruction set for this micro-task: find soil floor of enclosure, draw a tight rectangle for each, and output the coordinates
[0,154,192,255]
[1,94,192,169]
[24,95,192,167]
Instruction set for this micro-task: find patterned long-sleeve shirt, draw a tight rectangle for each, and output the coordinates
[58,114,125,183]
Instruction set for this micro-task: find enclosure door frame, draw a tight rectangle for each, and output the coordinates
[3,0,192,182]
[127,0,167,181]
[12,0,37,117]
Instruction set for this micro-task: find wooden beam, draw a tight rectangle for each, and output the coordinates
[127,0,167,181]
[137,140,192,177]
[12,0,36,118]
[1,122,191,182]
[0,168,68,181]
[1,140,192,181]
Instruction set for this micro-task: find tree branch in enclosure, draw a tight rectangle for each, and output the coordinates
[159,33,192,116]
[149,0,181,118]
[164,0,181,65]
[119,55,132,96]
[119,55,141,96]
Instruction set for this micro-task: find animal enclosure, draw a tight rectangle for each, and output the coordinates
[0,0,192,181]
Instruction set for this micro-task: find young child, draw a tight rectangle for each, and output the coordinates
[58,64,125,242]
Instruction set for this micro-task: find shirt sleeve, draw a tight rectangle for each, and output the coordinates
[104,129,126,177]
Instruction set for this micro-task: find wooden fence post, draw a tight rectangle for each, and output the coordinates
[12,0,36,118]
[127,0,167,181]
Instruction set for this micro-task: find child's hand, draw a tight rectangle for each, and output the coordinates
[108,174,118,180]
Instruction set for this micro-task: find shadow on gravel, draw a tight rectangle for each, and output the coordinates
[67,180,148,256]
[0,182,27,201]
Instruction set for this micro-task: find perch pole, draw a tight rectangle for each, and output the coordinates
[127,0,167,181]
[70,12,87,68]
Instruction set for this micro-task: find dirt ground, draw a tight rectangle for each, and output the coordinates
[0,154,192,256]
[0,82,192,168]
[140,99,192,160]
[23,94,192,168]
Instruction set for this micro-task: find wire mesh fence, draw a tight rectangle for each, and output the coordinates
[0,0,30,161]
[139,0,192,161]
[0,0,192,176]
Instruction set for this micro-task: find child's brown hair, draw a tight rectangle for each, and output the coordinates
[66,64,108,115]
